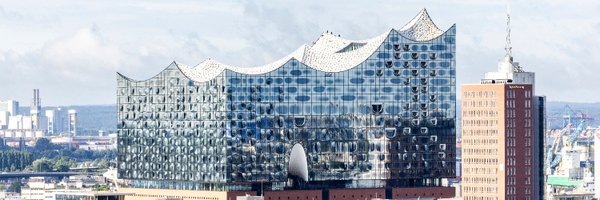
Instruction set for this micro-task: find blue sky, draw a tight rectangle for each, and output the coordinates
[0,0,598,105]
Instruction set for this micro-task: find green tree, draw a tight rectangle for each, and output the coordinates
[0,151,33,171]
[96,159,108,168]
[73,149,93,160]
[34,138,59,151]
[0,138,8,150]
[93,184,110,191]
[32,157,53,172]
[55,164,70,172]
[8,180,21,193]
[53,156,75,172]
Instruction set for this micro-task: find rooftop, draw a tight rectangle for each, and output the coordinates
[120,9,454,83]
[547,176,580,187]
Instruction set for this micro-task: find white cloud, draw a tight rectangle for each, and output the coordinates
[136,1,243,14]
[0,1,599,104]
[41,27,124,72]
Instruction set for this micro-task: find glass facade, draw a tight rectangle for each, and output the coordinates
[117,27,456,191]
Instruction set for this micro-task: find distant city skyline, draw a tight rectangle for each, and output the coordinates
[1,0,599,105]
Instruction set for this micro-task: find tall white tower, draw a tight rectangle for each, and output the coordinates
[68,109,77,136]
[45,109,58,135]
[31,89,42,129]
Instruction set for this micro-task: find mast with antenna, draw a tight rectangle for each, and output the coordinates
[505,3,512,60]
[504,2,524,72]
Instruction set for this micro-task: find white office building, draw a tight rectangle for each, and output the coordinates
[45,108,64,135]
[0,100,19,129]
[0,100,19,116]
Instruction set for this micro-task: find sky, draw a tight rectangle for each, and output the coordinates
[0,0,599,106]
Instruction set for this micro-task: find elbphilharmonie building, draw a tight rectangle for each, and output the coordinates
[117,9,457,200]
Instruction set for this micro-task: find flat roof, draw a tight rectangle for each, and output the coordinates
[547,176,580,187]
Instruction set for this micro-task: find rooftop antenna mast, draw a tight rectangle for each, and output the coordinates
[505,2,512,60]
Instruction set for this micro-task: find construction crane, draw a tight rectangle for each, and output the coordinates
[546,124,570,174]
[563,105,594,129]
[563,105,596,169]
[546,105,596,175]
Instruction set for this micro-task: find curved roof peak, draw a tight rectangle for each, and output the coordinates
[310,32,351,53]
[177,30,388,82]
[119,9,452,83]
[399,8,444,41]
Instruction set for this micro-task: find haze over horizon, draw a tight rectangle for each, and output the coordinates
[1,0,599,105]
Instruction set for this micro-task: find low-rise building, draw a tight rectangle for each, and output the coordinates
[22,177,56,200]
[0,191,21,200]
